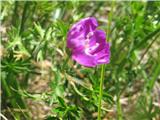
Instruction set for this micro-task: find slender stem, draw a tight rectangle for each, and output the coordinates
[98,64,105,120]
[20,1,29,35]
[116,76,123,120]
[1,73,20,120]
[98,1,115,120]
[138,33,160,65]
[117,94,123,120]
[12,1,18,27]
[106,1,114,42]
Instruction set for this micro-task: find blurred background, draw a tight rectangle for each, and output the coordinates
[1,1,160,120]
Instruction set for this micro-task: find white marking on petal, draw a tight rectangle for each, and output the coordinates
[85,48,92,56]
[86,32,94,39]
[84,43,99,56]
[77,25,82,31]
[71,31,75,35]
[97,59,106,63]
[89,43,99,51]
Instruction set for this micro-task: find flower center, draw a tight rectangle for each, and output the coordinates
[86,32,94,39]
[84,32,94,48]
[84,32,99,56]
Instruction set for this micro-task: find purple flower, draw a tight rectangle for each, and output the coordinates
[67,17,110,67]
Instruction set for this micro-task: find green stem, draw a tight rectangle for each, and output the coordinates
[116,77,123,120]
[138,33,160,65]
[98,64,105,120]
[117,94,123,120]
[148,58,160,92]
[98,1,115,120]
[106,1,115,42]
[20,1,29,35]
[12,1,18,27]
[1,73,20,120]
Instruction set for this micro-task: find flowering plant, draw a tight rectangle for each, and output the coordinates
[67,17,110,67]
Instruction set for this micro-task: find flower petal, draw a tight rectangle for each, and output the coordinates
[86,30,108,55]
[96,44,110,64]
[89,30,106,47]
[67,17,110,67]
[67,17,98,50]
[72,48,96,67]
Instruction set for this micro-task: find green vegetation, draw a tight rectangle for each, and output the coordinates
[1,1,160,120]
